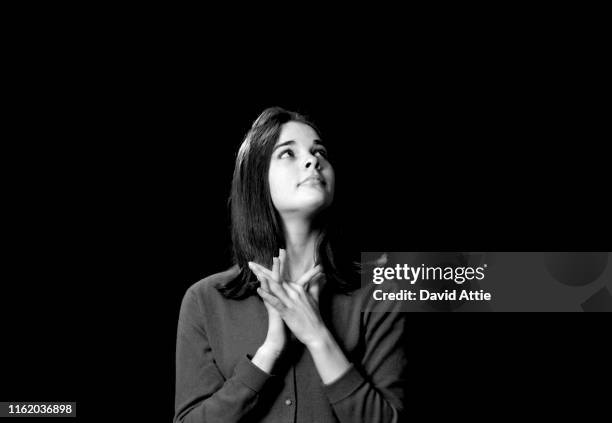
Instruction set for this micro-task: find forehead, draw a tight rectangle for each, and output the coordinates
[276,121,320,145]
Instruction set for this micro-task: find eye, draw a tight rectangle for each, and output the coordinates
[314,148,328,158]
[279,149,295,159]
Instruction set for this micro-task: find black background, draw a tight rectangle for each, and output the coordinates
[1,11,609,421]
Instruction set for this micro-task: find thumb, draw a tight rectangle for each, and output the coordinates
[308,273,326,303]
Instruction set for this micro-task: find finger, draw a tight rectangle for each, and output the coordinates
[305,291,320,309]
[267,275,292,305]
[284,281,302,300]
[309,273,325,302]
[278,249,286,281]
[263,263,291,304]
[309,271,325,288]
[250,261,290,304]
[295,264,323,286]
[259,274,271,292]
[310,284,319,302]
[248,261,275,281]
[257,288,285,312]
[272,255,279,279]
[249,264,271,292]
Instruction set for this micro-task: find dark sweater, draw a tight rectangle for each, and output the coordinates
[174,265,407,423]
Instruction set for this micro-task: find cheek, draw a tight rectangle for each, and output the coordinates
[268,165,293,199]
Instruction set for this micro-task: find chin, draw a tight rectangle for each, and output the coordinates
[300,192,330,206]
[285,196,331,216]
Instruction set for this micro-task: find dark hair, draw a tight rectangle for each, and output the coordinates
[216,106,359,299]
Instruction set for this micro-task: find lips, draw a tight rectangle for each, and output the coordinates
[298,175,326,186]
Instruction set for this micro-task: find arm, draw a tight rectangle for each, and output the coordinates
[174,289,276,423]
[307,329,351,384]
[319,310,408,423]
[253,260,408,423]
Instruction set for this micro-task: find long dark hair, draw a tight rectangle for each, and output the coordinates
[216,106,359,299]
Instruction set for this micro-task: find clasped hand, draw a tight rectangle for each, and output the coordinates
[248,249,327,348]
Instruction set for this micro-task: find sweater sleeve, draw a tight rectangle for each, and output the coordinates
[174,289,274,423]
[322,308,408,423]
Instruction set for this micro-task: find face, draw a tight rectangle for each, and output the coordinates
[268,121,335,218]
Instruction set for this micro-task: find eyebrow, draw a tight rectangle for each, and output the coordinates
[273,139,325,152]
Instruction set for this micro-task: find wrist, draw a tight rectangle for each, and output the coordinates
[305,328,334,351]
[252,345,281,374]
[258,343,284,359]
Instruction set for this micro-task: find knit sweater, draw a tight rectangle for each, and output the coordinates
[174,265,407,423]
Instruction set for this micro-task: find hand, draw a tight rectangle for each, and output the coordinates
[251,259,328,348]
[249,250,289,357]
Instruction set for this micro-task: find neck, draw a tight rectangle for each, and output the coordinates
[282,217,321,283]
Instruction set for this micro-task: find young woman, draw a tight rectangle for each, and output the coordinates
[174,107,407,422]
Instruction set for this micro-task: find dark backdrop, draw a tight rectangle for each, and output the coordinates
[1,31,609,421]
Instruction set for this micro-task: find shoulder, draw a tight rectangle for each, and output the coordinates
[181,265,242,313]
[187,265,241,296]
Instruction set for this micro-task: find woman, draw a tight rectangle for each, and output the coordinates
[174,107,407,422]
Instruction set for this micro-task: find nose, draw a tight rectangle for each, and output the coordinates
[305,154,321,170]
